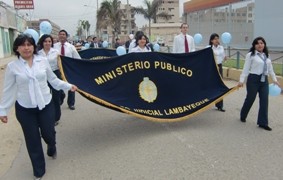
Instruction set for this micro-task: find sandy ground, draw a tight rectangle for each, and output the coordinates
[0,57,283,179]
[0,63,22,178]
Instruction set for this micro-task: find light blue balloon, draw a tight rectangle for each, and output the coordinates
[194,33,202,44]
[269,84,281,96]
[221,32,232,44]
[23,29,39,44]
[84,43,90,49]
[39,21,52,35]
[153,43,160,51]
[102,41,108,48]
[116,46,126,56]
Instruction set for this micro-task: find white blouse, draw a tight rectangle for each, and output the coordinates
[212,45,226,64]
[0,55,72,116]
[239,51,277,83]
[38,48,60,71]
[130,45,151,53]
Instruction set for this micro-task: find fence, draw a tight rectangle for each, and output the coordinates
[159,46,283,77]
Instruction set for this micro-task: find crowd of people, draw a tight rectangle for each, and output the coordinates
[0,23,281,179]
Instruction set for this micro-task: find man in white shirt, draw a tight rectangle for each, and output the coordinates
[54,29,81,110]
[172,23,195,53]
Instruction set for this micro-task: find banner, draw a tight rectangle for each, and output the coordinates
[14,0,34,9]
[59,48,237,122]
[78,48,117,59]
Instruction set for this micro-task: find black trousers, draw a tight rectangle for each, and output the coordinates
[240,74,269,126]
[67,90,75,107]
[49,70,61,122]
[15,101,56,177]
[215,63,224,109]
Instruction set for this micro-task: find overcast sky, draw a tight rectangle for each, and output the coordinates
[2,0,187,36]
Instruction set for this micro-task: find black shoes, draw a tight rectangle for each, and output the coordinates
[47,145,57,159]
[240,118,246,122]
[217,107,226,112]
[259,125,272,131]
[69,105,75,110]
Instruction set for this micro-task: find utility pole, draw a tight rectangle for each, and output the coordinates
[127,0,131,34]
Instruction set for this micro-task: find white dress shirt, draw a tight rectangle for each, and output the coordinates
[130,45,152,53]
[54,42,81,59]
[38,48,60,71]
[128,39,136,53]
[211,45,226,64]
[172,33,195,53]
[239,51,277,83]
[0,55,72,116]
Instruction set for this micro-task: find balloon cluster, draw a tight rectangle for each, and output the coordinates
[102,41,108,48]
[23,29,39,44]
[153,43,160,51]
[269,84,281,96]
[39,21,52,35]
[194,33,203,45]
[221,32,232,44]
[116,46,126,56]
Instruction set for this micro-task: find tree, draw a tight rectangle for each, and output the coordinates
[134,0,171,38]
[96,0,125,47]
[80,20,91,39]
[76,20,83,40]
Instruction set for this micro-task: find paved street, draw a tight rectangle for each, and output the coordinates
[0,57,283,180]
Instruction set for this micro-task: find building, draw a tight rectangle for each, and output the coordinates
[99,3,137,44]
[27,19,61,39]
[183,0,255,48]
[254,0,283,50]
[0,1,27,58]
[156,0,179,23]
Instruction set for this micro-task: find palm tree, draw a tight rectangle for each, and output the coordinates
[80,20,91,39]
[76,20,83,40]
[96,0,125,47]
[134,0,171,38]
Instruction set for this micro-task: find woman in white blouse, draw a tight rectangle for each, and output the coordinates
[130,34,152,53]
[209,33,227,112]
[0,34,77,179]
[38,34,62,126]
[238,37,280,131]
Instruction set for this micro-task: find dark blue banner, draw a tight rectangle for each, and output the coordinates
[59,48,237,122]
[78,48,117,59]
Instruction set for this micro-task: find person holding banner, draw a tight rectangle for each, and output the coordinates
[130,34,152,53]
[38,34,62,126]
[172,23,195,53]
[238,37,280,131]
[0,34,77,179]
[54,29,81,110]
[128,31,145,53]
[209,33,227,112]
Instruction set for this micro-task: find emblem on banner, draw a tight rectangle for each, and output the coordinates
[139,77,157,103]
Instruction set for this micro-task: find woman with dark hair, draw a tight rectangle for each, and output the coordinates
[0,34,77,179]
[238,37,280,131]
[128,31,144,53]
[38,34,62,126]
[130,34,152,53]
[209,33,227,112]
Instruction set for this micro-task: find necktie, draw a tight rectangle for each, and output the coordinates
[184,35,189,53]
[61,43,65,56]
[258,53,267,82]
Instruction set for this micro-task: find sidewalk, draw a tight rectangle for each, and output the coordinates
[0,55,22,178]
[0,55,16,68]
